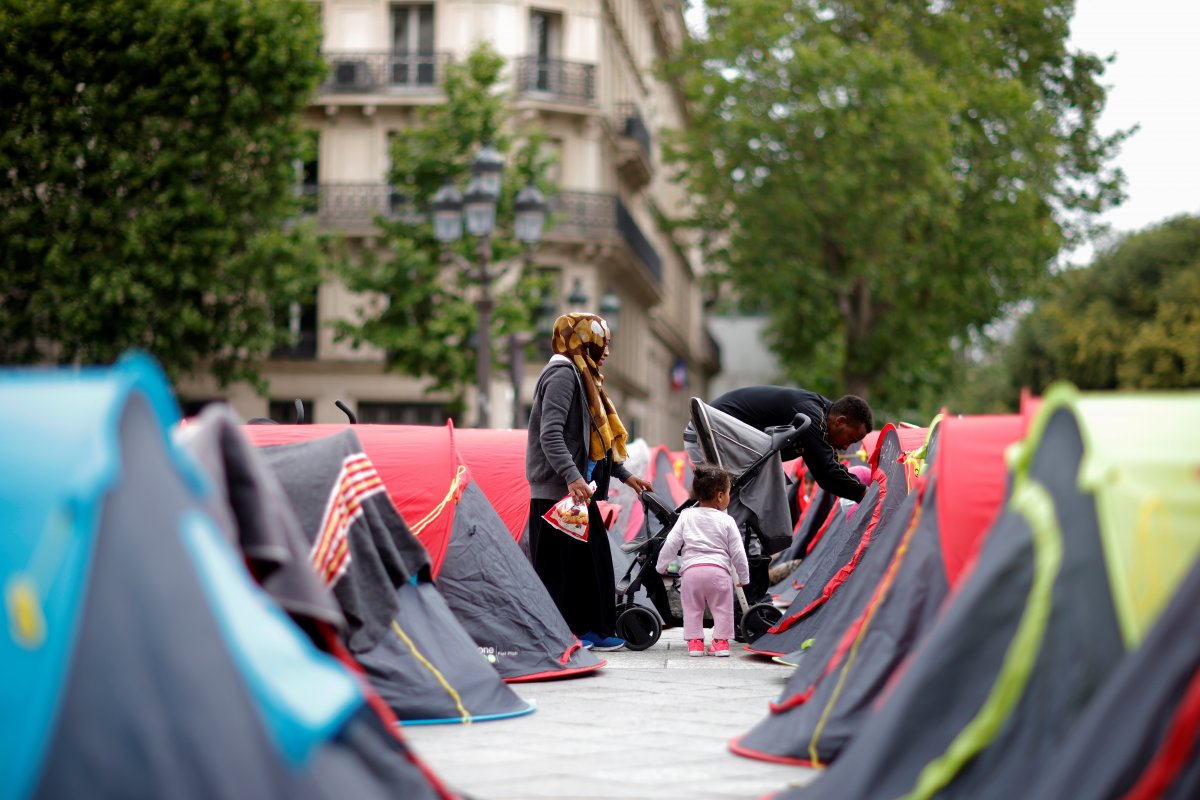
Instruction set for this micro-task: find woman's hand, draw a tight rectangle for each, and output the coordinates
[567,478,593,505]
[625,475,653,496]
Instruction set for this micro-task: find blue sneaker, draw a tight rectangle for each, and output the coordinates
[580,631,624,651]
[589,635,626,652]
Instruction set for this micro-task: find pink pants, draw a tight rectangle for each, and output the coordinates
[680,564,735,641]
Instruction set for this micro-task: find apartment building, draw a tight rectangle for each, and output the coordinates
[177,0,718,447]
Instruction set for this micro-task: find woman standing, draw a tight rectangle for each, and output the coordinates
[526,312,652,651]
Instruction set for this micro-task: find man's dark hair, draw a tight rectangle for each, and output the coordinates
[830,395,873,430]
[691,463,732,502]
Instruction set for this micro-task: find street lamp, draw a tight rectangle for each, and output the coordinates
[599,286,622,333]
[433,142,547,429]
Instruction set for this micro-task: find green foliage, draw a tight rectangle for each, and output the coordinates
[0,0,327,387]
[661,0,1127,416]
[1007,215,1200,392]
[334,44,555,405]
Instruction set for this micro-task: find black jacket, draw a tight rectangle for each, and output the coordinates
[710,385,866,502]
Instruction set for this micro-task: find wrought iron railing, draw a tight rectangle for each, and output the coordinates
[300,184,662,285]
[300,183,421,228]
[320,51,451,93]
[616,103,652,159]
[515,56,596,105]
[615,199,662,283]
[548,192,662,284]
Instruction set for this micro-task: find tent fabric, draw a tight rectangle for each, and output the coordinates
[757,414,1023,760]
[784,391,1191,800]
[770,503,846,609]
[731,487,924,766]
[1072,392,1200,645]
[176,404,344,629]
[254,429,535,720]
[0,355,452,800]
[245,423,604,682]
[257,431,428,655]
[934,414,1024,587]
[453,427,533,542]
[1029,552,1200,800]
[746,426,908,656]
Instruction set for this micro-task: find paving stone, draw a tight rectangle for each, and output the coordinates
[404,626,822,799]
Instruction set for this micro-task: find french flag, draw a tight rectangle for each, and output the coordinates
[670,357,688,392]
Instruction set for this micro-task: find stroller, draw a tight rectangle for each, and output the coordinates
[612,399,812,650]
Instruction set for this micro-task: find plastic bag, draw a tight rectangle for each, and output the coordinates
[542,482,596,542]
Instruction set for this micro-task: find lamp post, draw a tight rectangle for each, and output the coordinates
[431,141,547,428]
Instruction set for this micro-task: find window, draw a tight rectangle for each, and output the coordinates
[268,399,313,424]
[294,129,319,214]
[528,10,563,92]
[357,402,457,426]
[272,289,319,359]
[391,4,435,86]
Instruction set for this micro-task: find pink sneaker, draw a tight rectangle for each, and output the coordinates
[708,639,730,657]
[687,639,705,657]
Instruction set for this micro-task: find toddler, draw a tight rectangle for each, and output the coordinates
[656,464,750,657]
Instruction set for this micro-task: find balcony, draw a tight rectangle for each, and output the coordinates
[320,51,451,95]
[614,103,653,189]
[515,56,596,107]
[299,183,422,232]
[547,192,662,285]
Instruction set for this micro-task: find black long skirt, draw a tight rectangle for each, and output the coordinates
[527,496,617,638]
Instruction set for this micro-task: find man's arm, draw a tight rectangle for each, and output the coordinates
[799,426,866,502]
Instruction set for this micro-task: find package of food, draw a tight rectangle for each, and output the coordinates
[542,482,596,542]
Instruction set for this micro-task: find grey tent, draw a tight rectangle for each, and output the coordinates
[777,388,1200,800]
[0,354,454,800]
[244,423,605,682]
[255,429,535,723]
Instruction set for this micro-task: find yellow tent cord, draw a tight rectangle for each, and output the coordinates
[390,619,472,724]
[411,464,468,536]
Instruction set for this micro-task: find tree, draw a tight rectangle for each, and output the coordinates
[661,0,1127,414]
[0,0,327,387]
[1006,215,1200,393]
[333,44,553,412]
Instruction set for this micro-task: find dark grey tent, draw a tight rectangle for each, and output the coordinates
[256,429,534,723]
[732,484,921,764]
[777,389,1199,799]
[244,423,605,682]
[0,354,454,800]
[743,428,907,657]
[1029,552,1200,800]
[766,504,849,612]
[753,415,1024,766]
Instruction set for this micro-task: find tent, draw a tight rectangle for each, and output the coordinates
[779,386,1200,799]
[1029,551,1200,800]
[244,423,604,682]
[0,354,454,800]
[745,425,914,658]
[239,427,534,724]
[732,414,1024,766]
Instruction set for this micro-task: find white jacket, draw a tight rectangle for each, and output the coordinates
[655,506,751,585]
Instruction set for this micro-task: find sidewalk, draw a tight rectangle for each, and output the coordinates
[403,626,821,800]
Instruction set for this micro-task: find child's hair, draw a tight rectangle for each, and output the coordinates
[691,463,732,502]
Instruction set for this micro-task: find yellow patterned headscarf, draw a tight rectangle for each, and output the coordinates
[551,312,629,463]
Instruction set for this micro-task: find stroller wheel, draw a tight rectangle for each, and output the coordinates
[616,605,661,651]
[739,602,782,643]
